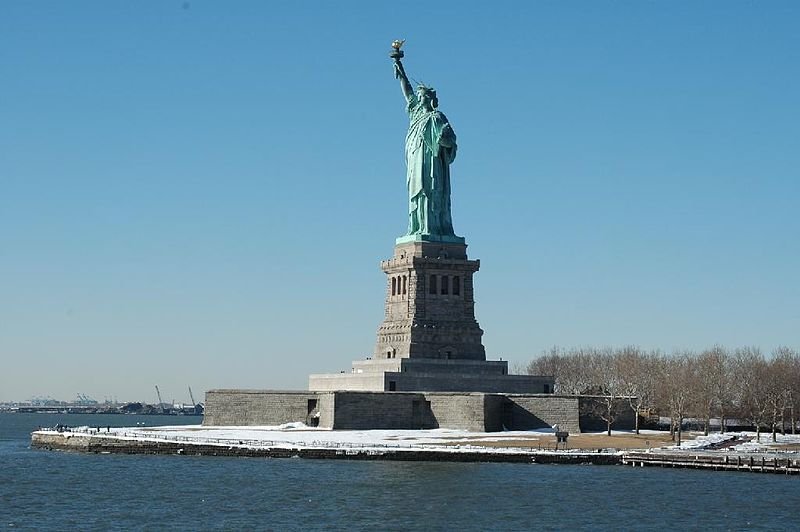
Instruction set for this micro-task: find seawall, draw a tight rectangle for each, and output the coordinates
[30,431,619,465]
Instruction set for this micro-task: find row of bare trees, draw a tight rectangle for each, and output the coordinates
[526,346,800,444]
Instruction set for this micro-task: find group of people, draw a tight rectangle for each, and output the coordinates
[47,424,112,433]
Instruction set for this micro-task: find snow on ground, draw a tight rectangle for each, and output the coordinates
[668,431,800,452]
[728,432,800,452]
[43,423,566,454]
[37,424,800,455]
[667,432,732,450]
[40,423,616,453]
[578,429,665,437]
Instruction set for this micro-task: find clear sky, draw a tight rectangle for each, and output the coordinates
[1,1,798,403]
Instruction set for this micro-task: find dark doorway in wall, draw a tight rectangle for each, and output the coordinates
[412,399,433,429]
[502,399,514,429]
[388,381,396,391]
[306,399,319,427]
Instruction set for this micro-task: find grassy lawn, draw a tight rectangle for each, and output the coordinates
[447,431,684,451]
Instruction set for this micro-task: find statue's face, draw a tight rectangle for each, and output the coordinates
[418,90,434,109]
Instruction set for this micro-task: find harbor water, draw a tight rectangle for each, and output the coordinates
[2,413,799,531]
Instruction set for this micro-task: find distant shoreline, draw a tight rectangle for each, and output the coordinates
[2,408,202,416]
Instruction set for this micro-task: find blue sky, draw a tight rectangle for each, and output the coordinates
[1,1,798,403]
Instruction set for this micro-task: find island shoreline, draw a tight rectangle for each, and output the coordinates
[30,430,800,474]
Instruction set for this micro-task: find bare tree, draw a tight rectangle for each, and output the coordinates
[659,353,695,446]
[526,343,800,440]
[617,346,659,435]
[527,346,565,390]
[769,347,798,439]
[733,347,770,442]
[528,346,600,396]
[779,347,800,435]
[565,347,602,395]
[695,346,730,435]
[590,349,626,436]
[713,347,735,434]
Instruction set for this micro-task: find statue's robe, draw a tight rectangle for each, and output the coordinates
[405,97,457,237]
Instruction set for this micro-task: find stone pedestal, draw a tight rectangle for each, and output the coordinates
[307,238,553,394]
[374,240,485,361]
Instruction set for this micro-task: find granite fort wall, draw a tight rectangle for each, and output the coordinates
[317,392,335,428]
[331,392,505,432]
[203,389,597,433]
[331,392,543,432]
[330,392,436,430]
[504,395,581,434]
[203,390,324,427]
[425,393,494,431]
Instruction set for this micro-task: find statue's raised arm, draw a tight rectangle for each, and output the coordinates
[390,40,415,105]
[395,60,414,103]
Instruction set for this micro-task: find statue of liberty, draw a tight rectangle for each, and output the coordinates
[391,41,462,243]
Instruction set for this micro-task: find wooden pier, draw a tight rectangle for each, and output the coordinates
[622,451,800,475]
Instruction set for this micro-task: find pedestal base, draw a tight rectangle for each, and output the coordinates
[308,357,554,394]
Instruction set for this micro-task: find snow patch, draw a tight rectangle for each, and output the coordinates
[668,431,800,452]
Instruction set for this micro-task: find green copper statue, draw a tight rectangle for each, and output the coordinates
[391,41,463,243]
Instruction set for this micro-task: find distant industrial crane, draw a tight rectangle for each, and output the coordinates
[155,385,164,407]
[188,386,196,406]
[75,393,97,405]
